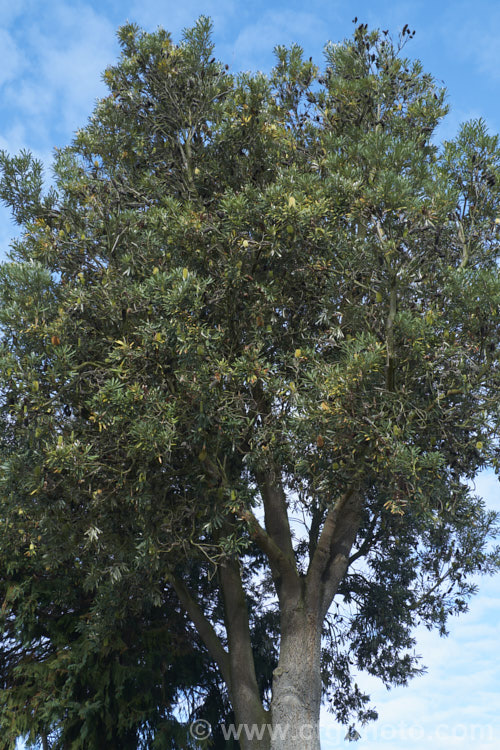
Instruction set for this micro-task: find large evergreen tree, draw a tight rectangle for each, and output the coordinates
[0,18,499,749]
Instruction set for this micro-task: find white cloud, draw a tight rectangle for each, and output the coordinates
[229,9,332,72]
[321,579,500,749]
[0,0,28,25]
[440,0,500,83]
[0,1,117,155]
[0,29,25,87]
[24,2,116,134]
[128,0,238,35]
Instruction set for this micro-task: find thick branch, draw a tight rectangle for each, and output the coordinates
[239,508,298,583]
[250,381,296,571]
[254,468,301,599]
[307,488,356,586]
[308,503,324,561]
[306,489,363,615]
[318,493,364,619]
[219,559,267,725]
[255,469,296,563]
[169,575,232,693]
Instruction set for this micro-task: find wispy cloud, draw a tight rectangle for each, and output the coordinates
[0,29,26,87]
[128,0,238,35]
[1,1,116,155]
[442,1,500,83]
[229,9,332,72]
[321,569,500,749]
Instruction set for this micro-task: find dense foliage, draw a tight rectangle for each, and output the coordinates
[0,18,499,749]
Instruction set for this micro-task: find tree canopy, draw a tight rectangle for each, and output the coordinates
[0,17,499,750]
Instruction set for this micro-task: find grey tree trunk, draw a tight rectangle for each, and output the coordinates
[269,608,322,750]
[227,606,321,750]
[229,687,271,750]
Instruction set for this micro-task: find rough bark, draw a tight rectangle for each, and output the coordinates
[270,605,322,750]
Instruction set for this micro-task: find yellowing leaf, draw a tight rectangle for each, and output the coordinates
[320,401,329,411]
[242,239,249,248]
[288,195,296,208]
[182,268,189,280]
[375,291,383,303]
[476,441,483,450]
[294,349,302,358]
[153,266,159,275]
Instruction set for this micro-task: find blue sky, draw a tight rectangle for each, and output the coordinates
[2,1,499,748]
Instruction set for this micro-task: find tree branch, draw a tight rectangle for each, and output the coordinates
[250,382,297,581]
[219,558,267,725]
[409,566,456,612]
[307,488,356,585]
[306,488,363,615]
[169,574,232,694]
[348,513,381,565]
[254,469,296,564]
[238,508,298,583]
[254,468,301,599]
[318,493,364,619]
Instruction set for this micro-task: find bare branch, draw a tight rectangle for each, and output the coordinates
[306,489,363,616]
[219,559,267,724]
[348,513,382,565]
[169,574,232,693]
[255,469,296,564]
[307,487,357,585]
[254,468,301,601]
[238,508,299,585]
